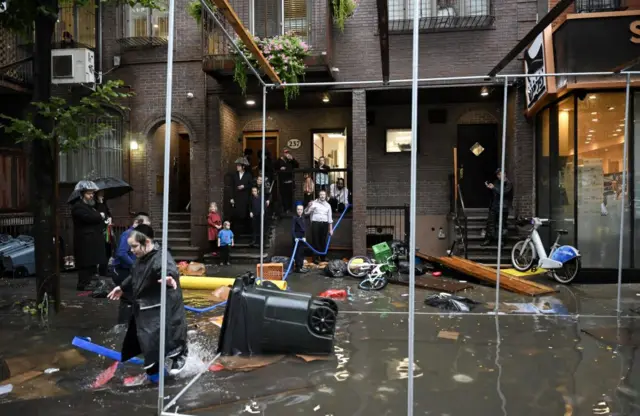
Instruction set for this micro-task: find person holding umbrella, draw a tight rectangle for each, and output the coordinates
[71,181,108,291]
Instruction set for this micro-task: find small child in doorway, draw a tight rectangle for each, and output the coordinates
[207,202,222,256]
[292,203,308,273]
[217,221,234,265]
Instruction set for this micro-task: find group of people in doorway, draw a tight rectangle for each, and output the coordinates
[71,181,189,382]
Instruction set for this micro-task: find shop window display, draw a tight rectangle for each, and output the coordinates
[550,98,575,248]
[634,92,640,266]
[576,92,630,269]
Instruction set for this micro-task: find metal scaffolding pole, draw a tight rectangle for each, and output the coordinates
[616,72,631,313]
[407,0,420,413]
[157,0,176,413]
[494,77,509,311]
[260,85,267,277]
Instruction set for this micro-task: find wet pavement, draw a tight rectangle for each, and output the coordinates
[2,265,640,415]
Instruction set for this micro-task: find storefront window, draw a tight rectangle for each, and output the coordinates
[550,98,575,246]
[576,92,630,268]
[634,92,640,267]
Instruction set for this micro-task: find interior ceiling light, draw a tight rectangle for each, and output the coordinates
[589,129,595,133]
[591,112,597,115]
[616,128,622,132]
[592,118,598,122]
[608,106,615,111]
[589,95,597,100]
[246,99,256,106]
[322,94,330,103]
[480,87,489,97]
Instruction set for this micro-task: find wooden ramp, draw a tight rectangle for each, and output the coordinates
[417,253,555,296]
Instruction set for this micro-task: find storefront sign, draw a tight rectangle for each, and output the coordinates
[524,33,546,109]
[631,20,640,44]
[287,139,301,149]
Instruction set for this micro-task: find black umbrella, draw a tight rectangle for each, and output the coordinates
[93,177,133,200]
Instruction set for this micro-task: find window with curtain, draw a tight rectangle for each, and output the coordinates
[284,0,308,39]
[388,0,431,20]
[125,1,168,38]
[54,2,96,48]
[59,114,124,183]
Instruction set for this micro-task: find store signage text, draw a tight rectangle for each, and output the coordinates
[524,33,546,109]
[631,20,640,44]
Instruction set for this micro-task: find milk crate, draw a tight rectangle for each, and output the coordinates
[256,263,284,280]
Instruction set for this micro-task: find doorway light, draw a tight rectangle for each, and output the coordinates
[130,140,139,151]
[322,94,330,103]
[592,118,598,122]
[327,133,345,139]
[589,95,597,100]
[246,99,256,106]
[480,87,489,97]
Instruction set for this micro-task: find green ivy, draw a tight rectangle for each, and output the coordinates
[332,0,358,32]
[187,0,216,24]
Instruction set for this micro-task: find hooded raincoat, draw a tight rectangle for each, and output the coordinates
[120,243,187,367]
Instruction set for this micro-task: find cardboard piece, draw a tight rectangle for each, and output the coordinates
[437,330,460,341]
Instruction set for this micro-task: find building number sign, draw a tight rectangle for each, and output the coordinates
[287,139,302,149]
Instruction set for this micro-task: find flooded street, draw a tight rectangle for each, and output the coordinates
[2,268,640,415]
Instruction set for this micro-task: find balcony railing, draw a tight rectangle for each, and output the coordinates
[202,0,332,73]
[575,0,626,12]
[387,0,494,33]
[0,29,33,87]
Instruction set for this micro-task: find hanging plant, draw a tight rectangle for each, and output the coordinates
[188,0,216,24]
[232,34,310,109]
[332,0,358,32]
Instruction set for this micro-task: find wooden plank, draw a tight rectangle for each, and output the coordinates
[416,253,555,296]
[209,0,282,84]
[390,276,473,293]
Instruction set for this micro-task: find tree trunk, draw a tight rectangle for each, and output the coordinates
[31,0,58,305]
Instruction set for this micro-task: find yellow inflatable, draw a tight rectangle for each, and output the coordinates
[180,276,288,291]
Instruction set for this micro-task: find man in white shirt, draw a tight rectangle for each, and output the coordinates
[305,190,333,264]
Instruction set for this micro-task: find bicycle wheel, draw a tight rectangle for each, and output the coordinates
[511,240,535,272]
[347,256,372,278]
[358,276,389,291]
[552,257,580,284]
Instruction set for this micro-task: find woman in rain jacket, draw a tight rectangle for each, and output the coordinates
[107,225,188,380]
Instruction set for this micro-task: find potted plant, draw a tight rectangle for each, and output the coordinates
[332,0,359,32]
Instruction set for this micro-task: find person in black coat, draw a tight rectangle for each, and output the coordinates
[291,203,308,273]
[94,190,113,276]
[482,168,514,246]
[230,160,253,234]
[107,225,188,381]
[71,182,108,291]
[274,149,299,214]
[249,186,268,246]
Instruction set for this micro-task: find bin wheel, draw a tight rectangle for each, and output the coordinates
[309,306,337,336]
[313,298,339,315]
[13,267,28,278]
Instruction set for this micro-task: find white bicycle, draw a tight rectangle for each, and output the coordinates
[511,217,581,284]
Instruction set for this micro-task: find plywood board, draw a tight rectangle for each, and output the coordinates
[390,275,473,293]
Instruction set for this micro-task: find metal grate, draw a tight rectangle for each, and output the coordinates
[58,114,124,183]
[575,0,624,12]
[387,0,494,32]
[118,1,169,49]
[0,28,33,86]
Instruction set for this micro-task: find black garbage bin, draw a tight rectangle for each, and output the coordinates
[217,273,338,356]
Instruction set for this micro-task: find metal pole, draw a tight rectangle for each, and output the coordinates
[494,77,509,311]
[260,85,267,277]
[281,0,285,35]
[158,0,176,412]
[249,0,255,34]
[616,72,631,313]
[407,0,420,413]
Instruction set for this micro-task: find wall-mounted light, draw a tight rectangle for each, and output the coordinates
[130,140,139,150]
[246,99,256,106]
[480,87,489,97]
[322,94,330,103]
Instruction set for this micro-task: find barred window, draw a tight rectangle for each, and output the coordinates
[58,114,124,183]
[124,1,169,39]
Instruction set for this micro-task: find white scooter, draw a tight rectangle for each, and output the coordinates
[511,217,581,284]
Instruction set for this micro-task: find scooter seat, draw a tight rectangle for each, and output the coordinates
[556,229,569,235]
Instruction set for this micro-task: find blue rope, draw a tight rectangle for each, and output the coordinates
[72,336,144,365]
[184,300,227,314]
[283,204,351,281]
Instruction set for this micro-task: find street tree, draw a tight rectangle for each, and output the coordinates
[0,0,159,306]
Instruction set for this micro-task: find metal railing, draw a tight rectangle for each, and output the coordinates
[291,168,350,208]
[202,0,331,69]
[387,0,494,33]
[575,0,625,12]
[448,173,468,258]
[0,29,33,87]
[54,3,96,49]
[366,205,410,247]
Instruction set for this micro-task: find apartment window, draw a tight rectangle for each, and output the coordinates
[386,128,415,153]
[387,0,492,31]
[575,0,621,12]
[284,0,308,38]
[55,2,96,48]
[0,151,28,212]
[59,115,124,183]
[124,1,169,39]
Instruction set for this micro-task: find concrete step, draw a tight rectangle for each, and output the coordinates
[465,234,520,242]
[464,215,516,222]
[458,223,517,231]
[466,243,514,251]
[169,246,201,261]
[157,229,191,238]
[168,220,191,228]
[167,237,191,244]
[169,212,190,221]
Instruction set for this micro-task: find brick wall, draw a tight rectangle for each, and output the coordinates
[352,90,367,256]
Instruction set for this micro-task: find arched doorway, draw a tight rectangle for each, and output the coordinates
[151,121,191,212]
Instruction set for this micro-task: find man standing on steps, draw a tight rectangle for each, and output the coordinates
[481,168,513,247]
[305,190,333,264]
[275,149,299,215]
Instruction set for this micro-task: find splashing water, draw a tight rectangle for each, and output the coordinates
[179,336,217,378]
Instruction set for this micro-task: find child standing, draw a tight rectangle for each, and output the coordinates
[303,173,315,207]
[207,202,222,256]
[292,203,308,273]
[249,186,267,247]
[217,221,234,265]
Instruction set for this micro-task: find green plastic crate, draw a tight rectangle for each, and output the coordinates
[372,242,397,273]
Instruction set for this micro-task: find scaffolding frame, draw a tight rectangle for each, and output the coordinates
[155,1,638,414]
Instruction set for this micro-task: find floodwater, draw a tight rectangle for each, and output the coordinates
[2,267,640,415]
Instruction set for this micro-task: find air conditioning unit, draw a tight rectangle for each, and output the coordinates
[51,48,95,85]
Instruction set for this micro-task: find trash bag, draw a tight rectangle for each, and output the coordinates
[324,259,348,277]
[424,293,480,312]
[398,260,426,276]
[186,262,206,276]
[271,256,291,270]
